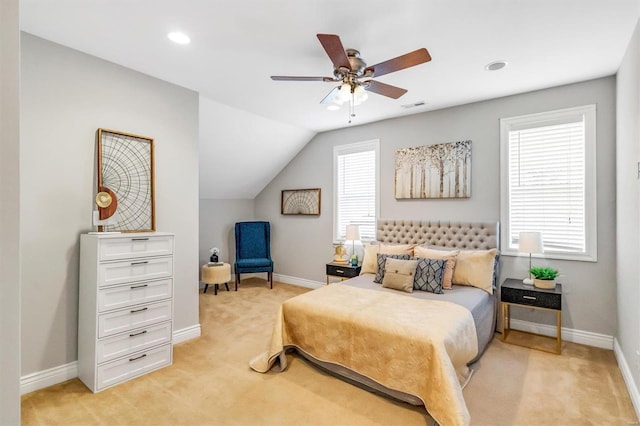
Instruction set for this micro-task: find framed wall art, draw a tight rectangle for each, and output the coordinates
[281,188,321,215]
[395,140,472,199]
[97,128,155,232]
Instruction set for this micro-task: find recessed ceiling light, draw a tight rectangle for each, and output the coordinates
[167,32,191,45]
[485,60,508,71]
[327,105,340,111]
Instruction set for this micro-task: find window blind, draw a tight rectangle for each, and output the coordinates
[508,117,586,253]
[335,148,376,241]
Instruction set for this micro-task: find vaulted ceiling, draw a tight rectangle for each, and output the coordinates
[20,0,640,198]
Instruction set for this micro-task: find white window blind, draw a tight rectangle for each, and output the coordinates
[334,141,379,242]
[500,105,597,261]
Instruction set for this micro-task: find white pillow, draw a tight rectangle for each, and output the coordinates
[451,248,498,294]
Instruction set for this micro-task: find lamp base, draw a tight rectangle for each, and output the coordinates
[522,278,534,285]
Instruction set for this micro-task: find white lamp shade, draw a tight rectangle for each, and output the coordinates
[518,231,544,254]
[345,224,360,241]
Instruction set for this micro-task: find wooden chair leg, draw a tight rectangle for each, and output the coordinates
[224,283,229,292]
[235,273,239,291]
[203,284,209,294]
[269,271,273,289]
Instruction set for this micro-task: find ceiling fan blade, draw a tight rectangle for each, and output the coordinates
[317,34,350,69]
[320,87,340,104]
[364,48,431,78]
[271,76,335,82]
[365,80,408,99]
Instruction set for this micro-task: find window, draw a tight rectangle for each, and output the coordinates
[334,140,379,242]
[500,105,597,261]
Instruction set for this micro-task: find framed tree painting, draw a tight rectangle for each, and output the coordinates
[395,140,471,199]
[281,188,321,215]
[97,128,155,232]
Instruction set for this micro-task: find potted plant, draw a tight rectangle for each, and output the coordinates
[529,266,559,289]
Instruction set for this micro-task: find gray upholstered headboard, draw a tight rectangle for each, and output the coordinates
[376,219,499,250]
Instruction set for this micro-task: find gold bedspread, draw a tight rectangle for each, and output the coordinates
[250,284,478,426]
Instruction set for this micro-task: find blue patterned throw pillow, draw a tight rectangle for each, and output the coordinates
[373,253,411,284]
[413,257,446,294]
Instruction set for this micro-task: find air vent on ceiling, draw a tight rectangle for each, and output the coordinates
[401,101,426,109]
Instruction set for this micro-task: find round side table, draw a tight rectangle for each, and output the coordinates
[201,263,231,295]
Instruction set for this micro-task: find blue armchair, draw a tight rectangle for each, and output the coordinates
[234,221,273,290]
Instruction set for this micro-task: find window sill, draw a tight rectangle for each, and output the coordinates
[501,250,597,263]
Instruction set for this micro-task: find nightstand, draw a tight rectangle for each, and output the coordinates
[501,278,562,354]
[326,262,361,285]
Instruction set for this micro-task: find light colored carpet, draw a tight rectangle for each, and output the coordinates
[22,279,638,425]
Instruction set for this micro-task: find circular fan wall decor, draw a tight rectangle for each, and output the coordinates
[97,128,155,232]
[281,188,321,215]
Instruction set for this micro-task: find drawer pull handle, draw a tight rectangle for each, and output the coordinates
[131,261,149,266]
[130,284,149,289]
[129,330,148,337]
[132,238,149,241]
[523,296,537,300]
[336,270,344,273]
[129,354,147,362]
[130,307,148,314]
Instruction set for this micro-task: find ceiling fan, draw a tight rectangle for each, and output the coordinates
[271,34,432,110]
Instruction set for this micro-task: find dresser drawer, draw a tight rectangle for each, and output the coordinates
[326,263,361,278]
[96,343,172,391]
[98,278,173,313]
[98,300,172,338]
[501,286,561,310]
[97,321,172,364]
[99,257,173,288]
[99,235,173,262]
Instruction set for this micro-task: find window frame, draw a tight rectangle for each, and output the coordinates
[333,139,380,243]
[499,104,597,262]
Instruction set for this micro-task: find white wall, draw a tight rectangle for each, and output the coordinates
[0,0,21,422]
[255,77,617,336]
[199,199,255,278]
[20,33,200,375]
[617,17,640,395]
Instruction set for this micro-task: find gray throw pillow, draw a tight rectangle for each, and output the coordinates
[413,257,446,293]
[373,253,411,284]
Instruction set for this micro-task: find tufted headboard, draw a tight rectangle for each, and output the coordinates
[376,219,499,250]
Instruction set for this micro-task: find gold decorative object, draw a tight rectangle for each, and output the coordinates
[95,191,112,208]
[333,243,348,263]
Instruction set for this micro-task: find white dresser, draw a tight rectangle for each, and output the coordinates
[78,232,174,392]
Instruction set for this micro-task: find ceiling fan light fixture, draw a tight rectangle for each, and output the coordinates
[353,84,368,105]
[327,105,341,111]
[334,83,352,104]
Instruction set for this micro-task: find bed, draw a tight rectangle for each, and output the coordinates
[250,220,499,426]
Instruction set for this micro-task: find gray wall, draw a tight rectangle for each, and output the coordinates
[199,199,255,277]
[0,0,21,422]
[617,18,640,392]
[255,77,617,336]
[20,34,200,375]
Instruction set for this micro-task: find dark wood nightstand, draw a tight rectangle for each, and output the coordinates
[326,262,361,285]
[501,278,563,354]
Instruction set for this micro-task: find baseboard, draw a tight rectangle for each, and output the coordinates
[20,325,201,395]
[173,324,201,344]
[508,318,613,349]
[273,273,324,289]
[614,339,640,420]
[20,361,78,395]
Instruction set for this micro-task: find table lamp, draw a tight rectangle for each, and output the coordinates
[518,231,544,285]
[345,224,361,266]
